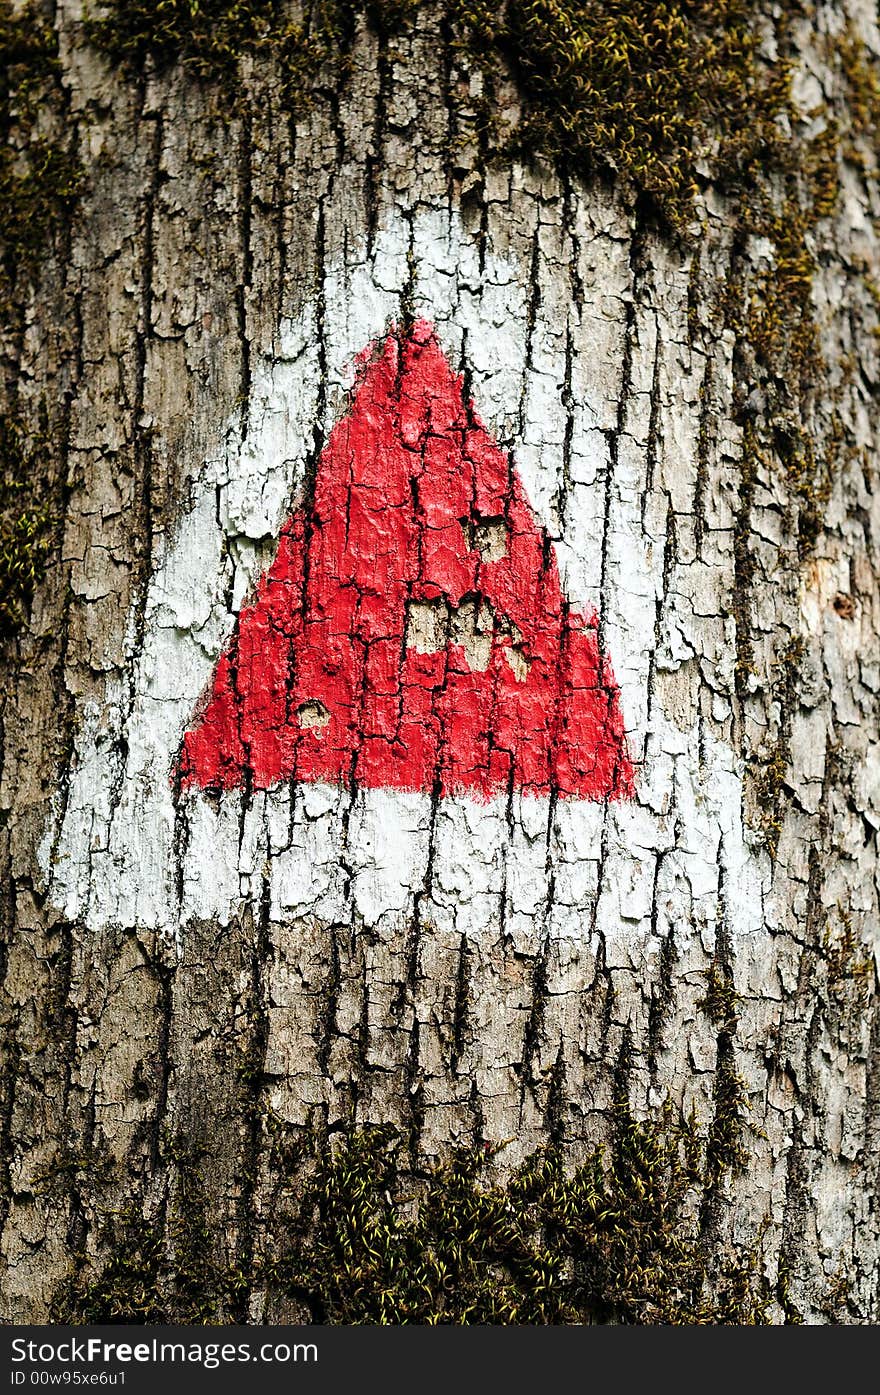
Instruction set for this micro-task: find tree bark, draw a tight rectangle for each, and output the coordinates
[1,1,879,1323]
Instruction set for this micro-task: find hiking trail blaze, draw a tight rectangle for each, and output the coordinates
[179,321,634,800]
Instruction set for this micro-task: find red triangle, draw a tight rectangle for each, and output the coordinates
[179,321,634,801]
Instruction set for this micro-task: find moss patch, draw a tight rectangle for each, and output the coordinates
[823,911,875,1007]
[59,1144,247,1324]
[61,1095,771,1325]
[700,960,740,1034]
[0,3,80,643]
[1,0,82,300]
[833,20,880,169]
[85,1,786,231]
[0,406,55,640]
[85,0,352,110]
[268,1111,764,1324]
[456,0,787,230]
[744,638,805,856]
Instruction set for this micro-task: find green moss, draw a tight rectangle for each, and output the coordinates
[735,111,838,826]
[85,2,786,231]
[1,1,82,298]
[270,1115,703,1323]
[62,1206,167,1323]
[700,961,740,1032]
[0,141,82,293]
[61,1098,771,1326]
[454,0,787,230]
[0,407,55,640]
[61,1142,248,1324]
[0,4,80,642]
[86,1,346,110]
[84,0,279,74]
[704,1048,749,1186]
[833,21,880,169]
[823,911,875,1006]
[698,963,750,1187]
[742,638,805,855]
[30,1139,117,1197]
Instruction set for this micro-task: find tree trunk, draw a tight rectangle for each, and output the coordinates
[1,1,879,1324]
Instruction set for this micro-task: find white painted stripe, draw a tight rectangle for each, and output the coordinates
[39,207,769,949]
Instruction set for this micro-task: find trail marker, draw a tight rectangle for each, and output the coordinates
[180,321,633,801]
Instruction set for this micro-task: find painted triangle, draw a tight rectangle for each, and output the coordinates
[179,320,634,801]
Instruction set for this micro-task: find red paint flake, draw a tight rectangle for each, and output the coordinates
[179,321,635,800]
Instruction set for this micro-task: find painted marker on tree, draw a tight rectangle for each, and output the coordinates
[180,321,634,802]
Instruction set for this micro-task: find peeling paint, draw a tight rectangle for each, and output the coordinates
[180,320,632,801]
[39,208,766,949]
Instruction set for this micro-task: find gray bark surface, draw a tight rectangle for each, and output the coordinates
[1,1,879,1323]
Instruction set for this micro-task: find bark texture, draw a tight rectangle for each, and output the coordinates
[1,1,880,1323]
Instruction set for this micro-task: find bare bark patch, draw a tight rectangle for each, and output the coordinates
[296,700,330,729]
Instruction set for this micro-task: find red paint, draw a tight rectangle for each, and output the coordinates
[179,321,635,800]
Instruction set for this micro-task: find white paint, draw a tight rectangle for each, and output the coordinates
[39,207,768,951]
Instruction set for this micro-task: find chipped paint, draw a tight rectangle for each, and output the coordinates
[39,208,767,947]
[179,320,633,801]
